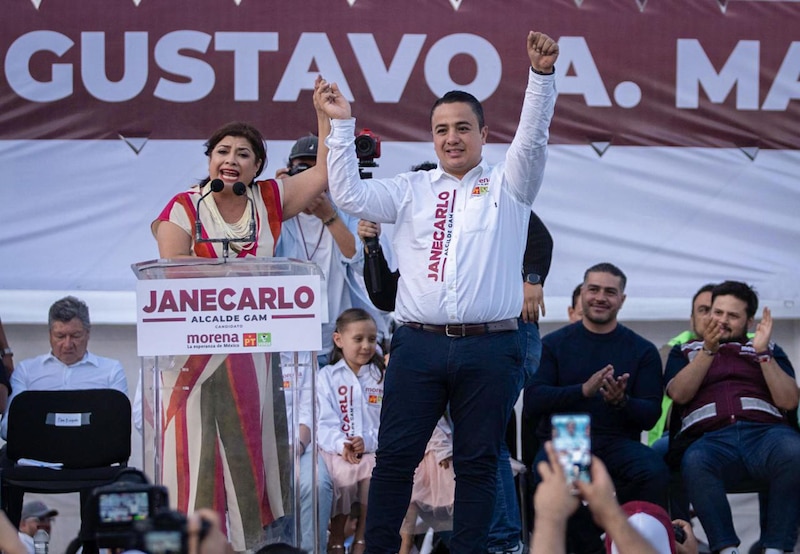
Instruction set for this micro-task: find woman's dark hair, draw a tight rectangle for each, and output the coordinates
[328,308,385,382]
[200,121,267,183]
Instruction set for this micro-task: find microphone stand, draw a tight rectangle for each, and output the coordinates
[196,181,257,260]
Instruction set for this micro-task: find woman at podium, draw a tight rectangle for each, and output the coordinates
[149,77,332,550]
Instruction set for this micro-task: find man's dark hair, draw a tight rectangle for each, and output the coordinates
[48,296,90,331]
[583,262,627,292]
[430,91,485,129]
[691,283,717,312]
[254,543,307,554]
[571,284,582,309]
[711,280,758,319]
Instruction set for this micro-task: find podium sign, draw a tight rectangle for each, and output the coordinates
[136,274,322,356]
[132,257,325,552]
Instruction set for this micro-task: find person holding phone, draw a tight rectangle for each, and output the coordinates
[534,441,700,554]
[524,262,669,554]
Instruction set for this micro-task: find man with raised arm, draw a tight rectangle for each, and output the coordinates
[319,30,558,554]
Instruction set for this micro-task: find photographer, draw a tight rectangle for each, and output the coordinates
[274,136,387,551]
[86,475,238,554]
[275,135,387,367]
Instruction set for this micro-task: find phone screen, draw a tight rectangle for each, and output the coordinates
[551,413,591,491]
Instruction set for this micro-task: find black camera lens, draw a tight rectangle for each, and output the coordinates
[355,135,379,159]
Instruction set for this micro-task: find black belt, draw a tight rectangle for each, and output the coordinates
[404,318,518,337]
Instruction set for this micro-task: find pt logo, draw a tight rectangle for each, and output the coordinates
[244,333,271,347]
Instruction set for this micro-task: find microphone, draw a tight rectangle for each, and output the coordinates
[195,179,224,242]
[233,181,257,243]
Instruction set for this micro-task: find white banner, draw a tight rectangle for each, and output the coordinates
[136,274,322,356]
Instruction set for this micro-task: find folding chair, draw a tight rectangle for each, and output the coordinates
[0,389,132,533]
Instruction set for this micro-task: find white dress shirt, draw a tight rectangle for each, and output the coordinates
[2,351,128,438]
[316,359,383,455]
[18,532,34,554]
[326,70,556,325]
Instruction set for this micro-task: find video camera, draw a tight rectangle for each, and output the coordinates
[354,129,383,294]
[86,479,206,554]
[355,128,381,166]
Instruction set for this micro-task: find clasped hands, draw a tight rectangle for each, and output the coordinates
[343,436,365,464]
[582,364,629,407]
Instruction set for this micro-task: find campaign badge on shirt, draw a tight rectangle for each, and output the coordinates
[471,178,490,197]
[471,185,489,197]
[368,394,383,405]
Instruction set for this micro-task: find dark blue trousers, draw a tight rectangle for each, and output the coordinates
[364,325,522,554]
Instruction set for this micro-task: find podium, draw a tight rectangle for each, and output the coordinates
[132,257,324,552]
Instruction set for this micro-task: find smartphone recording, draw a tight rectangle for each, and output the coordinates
[551,413,591,492]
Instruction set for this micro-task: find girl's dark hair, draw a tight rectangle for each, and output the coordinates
[328,308,385,382]
[199,121,267,184]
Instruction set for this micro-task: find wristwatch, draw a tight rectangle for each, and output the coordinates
[524,273,542,286]
[2,348,11,356]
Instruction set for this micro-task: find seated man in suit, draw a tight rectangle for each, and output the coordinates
[665,281,800,554]
[2,295,128,438]
[525,262,669,554]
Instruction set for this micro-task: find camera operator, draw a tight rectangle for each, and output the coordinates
[113,509,234,554]
[276,135,388,367]
[273,136,387,551]
[86,475,236,554]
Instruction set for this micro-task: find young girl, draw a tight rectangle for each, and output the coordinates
[317,308,385,554]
